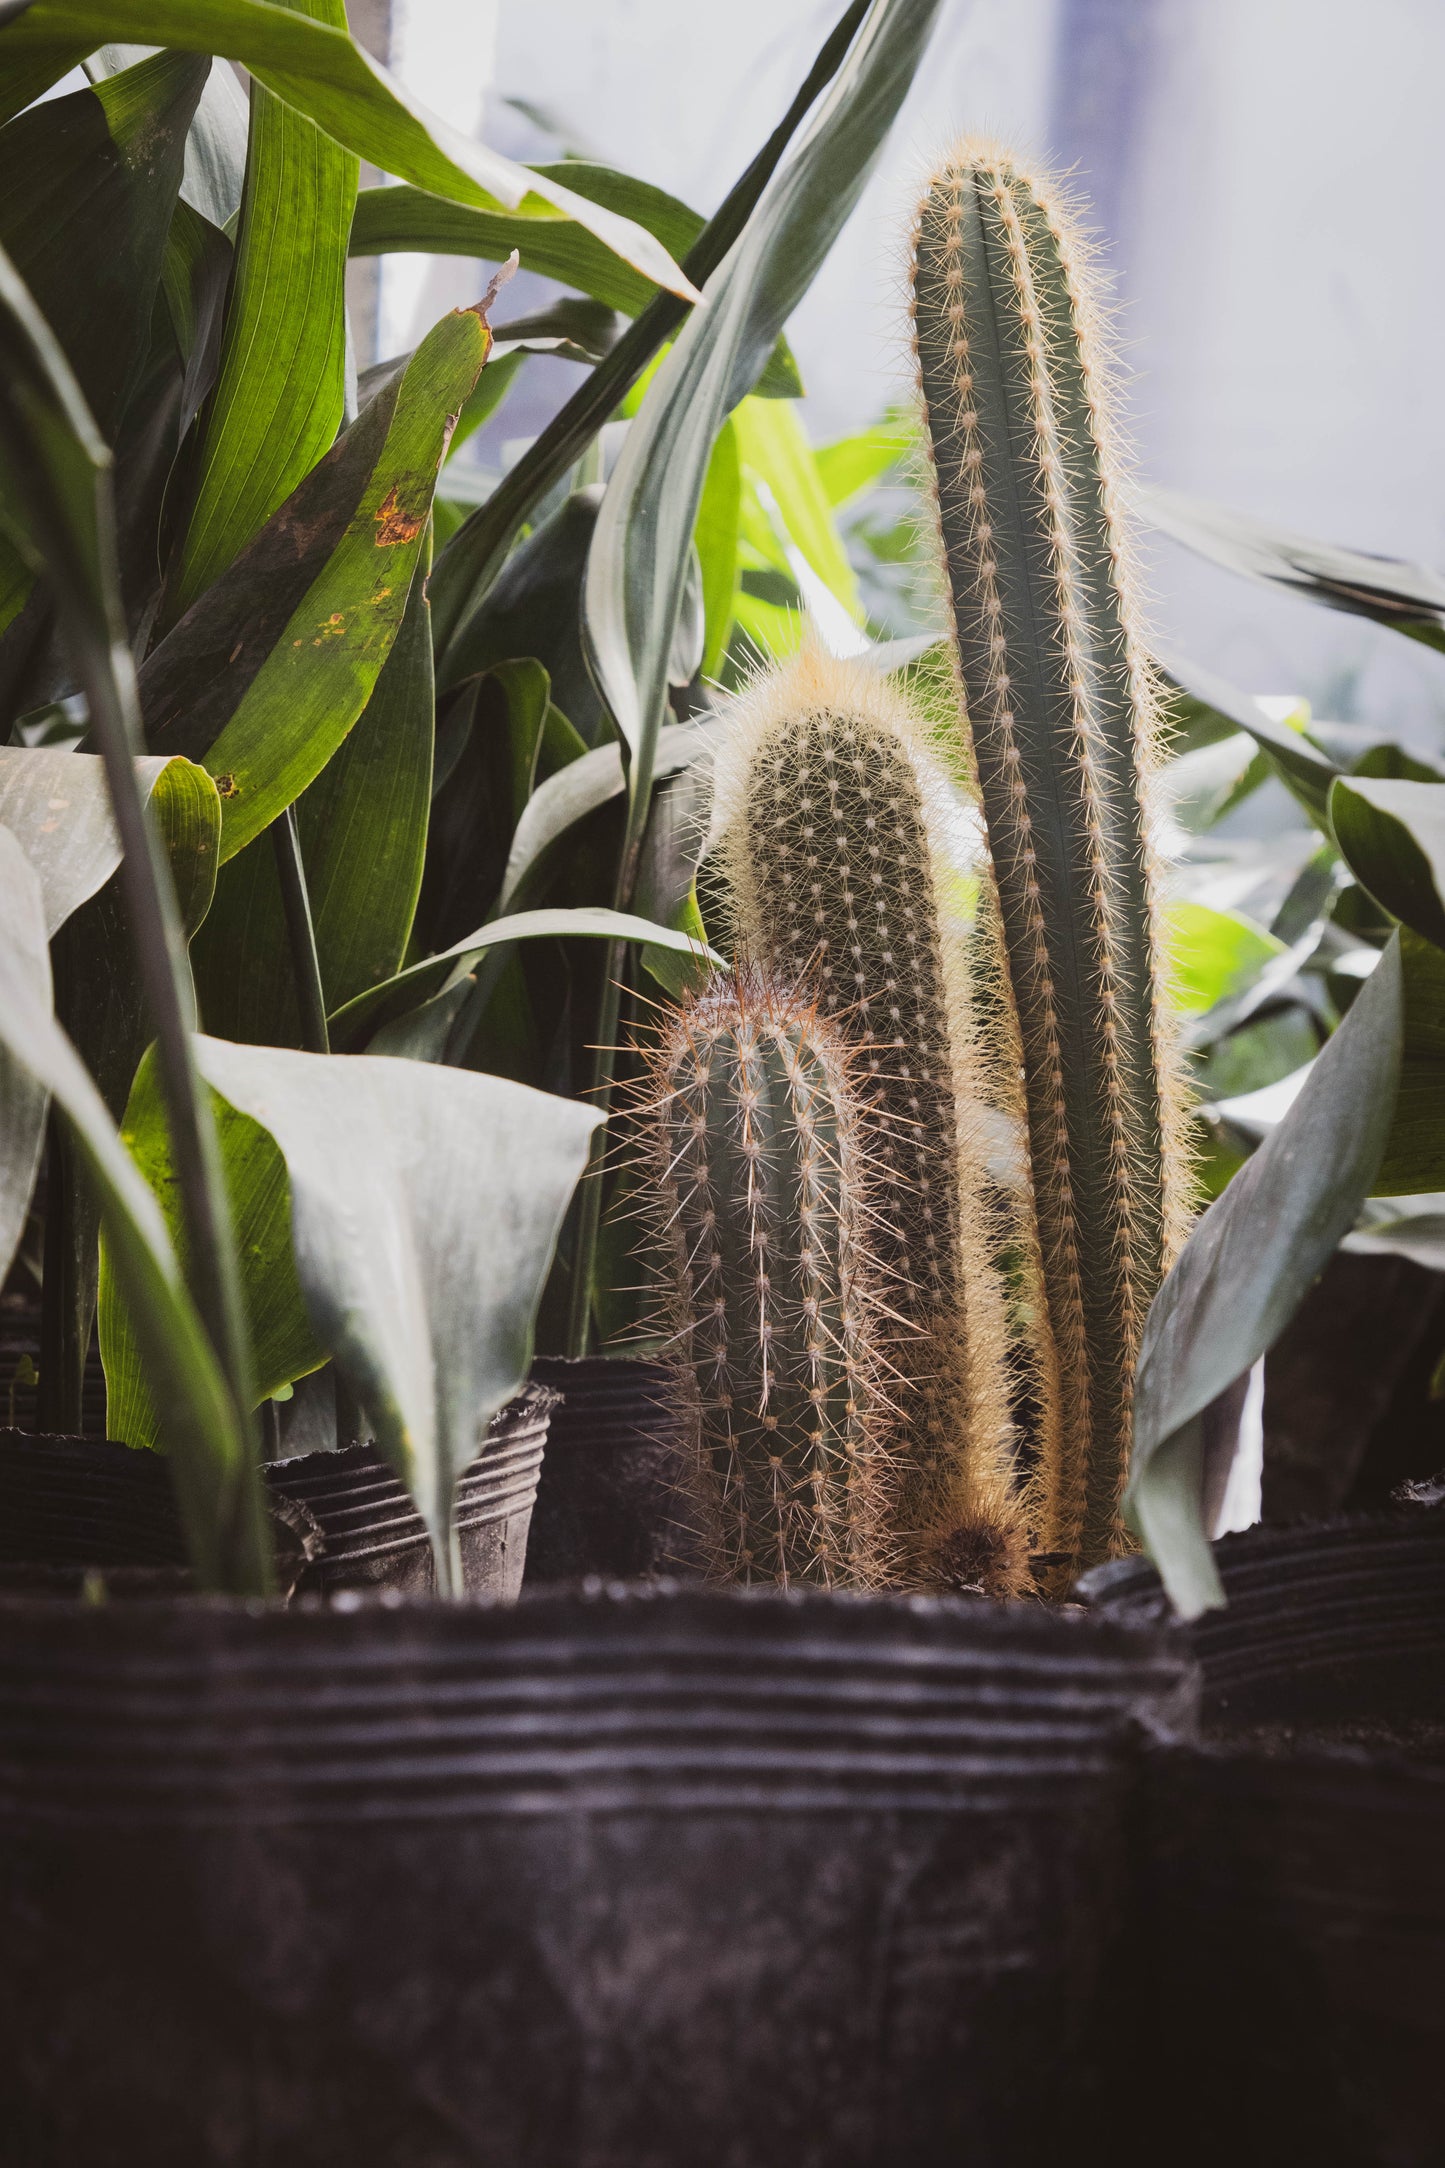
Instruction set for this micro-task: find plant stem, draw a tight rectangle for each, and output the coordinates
[427,0,871,662]
[271,805,330,1055]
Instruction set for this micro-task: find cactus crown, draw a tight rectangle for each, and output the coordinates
[709,648,1030,1598]
[646,968,894,1591]
[909,141,1192,1586]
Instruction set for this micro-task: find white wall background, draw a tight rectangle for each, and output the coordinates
[377,0,1445,739]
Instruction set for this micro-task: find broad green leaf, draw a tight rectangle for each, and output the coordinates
[1345,1193,1445,1274]
[1376,929,1445,1195]
[0,48,204,440]
[439,484,605,731]
[1157,650,1338,827]
[0,821,50,1286]
[1126,936,1404,1617]
[1143,485,1445,655]
[166,0,358,621]
[329,904,724,1051]
[179,42,248,226]
[1329,775,1445,949]
[814,417,911,507]
[192,569,434,1043]
[0,48,204,645]
[141,296,494,858]
[0,745,194,932]
[0,826,262,1588]
[100,1043,324,1448]
[498,717,724,916]
[350,165,800,396]
[1164,901,1285,1016]
[191,1034,603,1587]
[696,419,741,679]
[424,0,872,661]
[734,395,861,616]
[0,3,697,300]
[583,0,938,800]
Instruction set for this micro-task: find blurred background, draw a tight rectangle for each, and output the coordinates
[350,0,1445,741]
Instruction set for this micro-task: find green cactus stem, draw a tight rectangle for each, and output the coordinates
[710,649,1029,1597]
[648,969,892,1591]
[910,141,1192,1587]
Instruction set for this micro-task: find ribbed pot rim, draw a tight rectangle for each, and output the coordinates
[0,1582,1193,1827]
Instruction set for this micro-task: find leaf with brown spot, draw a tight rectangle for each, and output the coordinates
[140,298,494,861]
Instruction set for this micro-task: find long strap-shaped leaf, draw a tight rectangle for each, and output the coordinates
[0,234,262,1577]
[1127,938,1404,1617]
[0,829,266,1590]
[565,0,943,1353]
[165,0,358,621]
[0,1,697,301]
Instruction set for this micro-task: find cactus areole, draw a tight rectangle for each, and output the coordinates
[911,144,1190,1586]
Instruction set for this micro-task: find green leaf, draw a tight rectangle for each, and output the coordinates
[1126,936,1404,1617]
[498,716,723,916]
[329,904,724,1052]
[100,1042,324,1448]
[1143,485,1445,655]
[734,395,861,617]
[696,419,741,680]
[0,744,204,932]
[0,1,698,302]
[582,0,937,801]
[1164,900,1285,1016]
[1157,649,1339,827]
[424,0,873,662]
[1376,929,1445,1196]
[1329,775,1445,950]
[192,534,434,1045]
[0,48,205,648]
[0,826,261,1588]
[0,47,205,440]
[165,0,359,621]
[0,822,51,1287]
[190,1033,603,1588]
[140,295,493,859]
[814,417,911,507]
[438,484,605,732]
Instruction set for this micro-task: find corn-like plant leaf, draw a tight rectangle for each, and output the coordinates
[329,904,723,1051]
[1376,930,1445,1195]
[193,569,434,1044]
[1126,937,1404,1617]
[141,296,495,859]
[583,0,940,808]
[0,826,261,1587]
[1142,485,1445,655]
[498,718,724,915]
[100,1044,324,1448]
[165,0,358,621]
[0,1,697,301]
[0,48,204,653]
[190,1034,603,1589]
[0,745,208,932]
[1330,775,1445,950]
[1157,649,1339,828]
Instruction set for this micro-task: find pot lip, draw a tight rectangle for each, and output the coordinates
[1075,1504,1445,1613]
[1143,1707,1445,1789]
[0,1570,1186,1658]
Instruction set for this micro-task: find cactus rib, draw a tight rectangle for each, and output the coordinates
[648,970,892,1590]
[910,143,1191,1583]
[711,650,1028,1596]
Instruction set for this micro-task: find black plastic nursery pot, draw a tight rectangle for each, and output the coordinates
[0,1385,552,1601]
[0,1582,1190,2168]
[1081,1509,1445,2168]
[525,1354,702,1583]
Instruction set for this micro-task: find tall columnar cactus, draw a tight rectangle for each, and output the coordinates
[909,142,1191,1586]
[709,649,1028,1597]
[649,970,892,1591]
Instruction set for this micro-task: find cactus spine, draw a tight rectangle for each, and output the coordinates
[710,649,1028,1597]
[649,971,890,1590]
[910,143,1191,1586]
